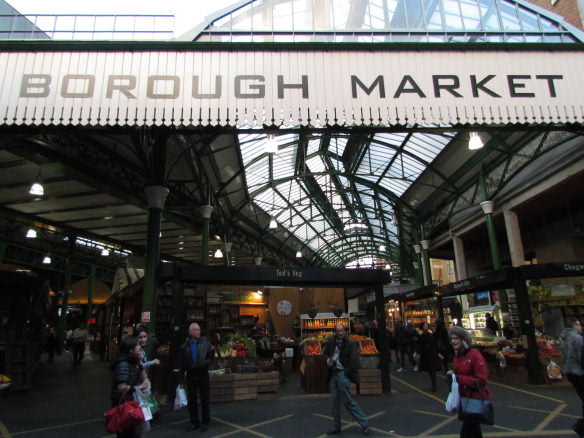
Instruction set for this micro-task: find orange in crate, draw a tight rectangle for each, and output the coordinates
[359,339,379,355]
[305,340,322,356]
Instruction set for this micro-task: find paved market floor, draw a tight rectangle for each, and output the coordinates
[0,352,582,438]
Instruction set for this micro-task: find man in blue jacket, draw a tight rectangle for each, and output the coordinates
[180,322,214,432]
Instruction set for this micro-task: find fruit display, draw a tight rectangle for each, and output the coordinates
[306,343,322,356]
[0,375,10,383]
[537,338,561,362]
[229,333,257,357]
[358,339,379,355]
[217,333,257,358]
[360,344,379,355]
[302,339,322,356]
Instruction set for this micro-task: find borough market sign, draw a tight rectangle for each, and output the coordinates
[0,49,583,127]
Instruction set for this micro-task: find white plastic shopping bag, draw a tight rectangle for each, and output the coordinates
[445,374,460,413]
[174,384,188,410]
[135,387,154,421]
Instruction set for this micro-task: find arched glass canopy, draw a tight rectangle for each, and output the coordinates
[187,0,584,43]
[181,0,584,273]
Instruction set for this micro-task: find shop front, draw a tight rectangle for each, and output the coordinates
[154,263,391,399]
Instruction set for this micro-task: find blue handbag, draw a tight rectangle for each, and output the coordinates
[458,379,494,425]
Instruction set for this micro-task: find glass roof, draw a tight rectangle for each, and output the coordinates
[238,129,456,266]
[191,0,584,270]
[193,0,584,43]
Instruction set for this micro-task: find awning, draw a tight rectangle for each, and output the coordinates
[2,48,583,127]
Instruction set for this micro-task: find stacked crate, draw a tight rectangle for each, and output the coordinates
[232,373,258,400]
[358,369,382,395]
[257,371,280,400]
[209,374,234,402]
[257,371,279,394]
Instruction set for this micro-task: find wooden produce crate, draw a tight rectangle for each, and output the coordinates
[300,355,329,394]
[210,374,234,403]
[358,369,382,395]
[257,371,280,394]
[232,373,258,400]
[358,339,379,356]
[303,340,322,356]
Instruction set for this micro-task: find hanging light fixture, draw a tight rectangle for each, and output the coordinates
[296,250,302,258]
[269,217,277,229]
[26,229,37,238]
[379,244,386,252]
[101,248,110,256]
[214,248,223,258]
[28,165,44,196]
[42,254,52,264]
[468,132,484,150]
[264,134,278,154]
[29,181,44,196]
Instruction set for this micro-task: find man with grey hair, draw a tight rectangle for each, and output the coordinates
[323,323,369,435]
[180,322,214,432]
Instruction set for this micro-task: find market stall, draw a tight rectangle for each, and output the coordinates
[159,263,392,394]
[299,332,381,394]
[208,332,281,402]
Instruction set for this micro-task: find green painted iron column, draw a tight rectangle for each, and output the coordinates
[199,205,213,266]
[413,244,424,285]
[478,172,501,270]
[513,271,545,384]
[480,200,501,270]
[142,185,169,334]
[420,239,432,286]
[478,173,507,312]
[86,264,96,322]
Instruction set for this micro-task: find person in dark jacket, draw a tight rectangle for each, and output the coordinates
[180,322,214,432]
[560,317,584,437]
[448,326,491,438]
[397,321,417,372]
[414,322,442,391]
[111,336,148,438]
[434,319,453,374]
[323,324,369,436]
[46,326,58,363]
[485,313,499,335]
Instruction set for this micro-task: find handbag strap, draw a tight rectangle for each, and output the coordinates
[472,378,485,401]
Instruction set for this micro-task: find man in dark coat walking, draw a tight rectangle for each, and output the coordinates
[180,322,214,432]
[323,324,369,436]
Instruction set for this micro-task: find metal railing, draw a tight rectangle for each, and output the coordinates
[0,13,175,40]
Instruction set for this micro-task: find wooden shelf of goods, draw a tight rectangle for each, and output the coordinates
[300,316,350,338]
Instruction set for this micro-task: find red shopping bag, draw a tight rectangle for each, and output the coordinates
[105,400,145,433]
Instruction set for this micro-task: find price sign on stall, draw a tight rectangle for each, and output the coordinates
[141,311,151,323]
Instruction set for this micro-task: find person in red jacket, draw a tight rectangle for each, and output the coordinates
[447,326,491,438]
